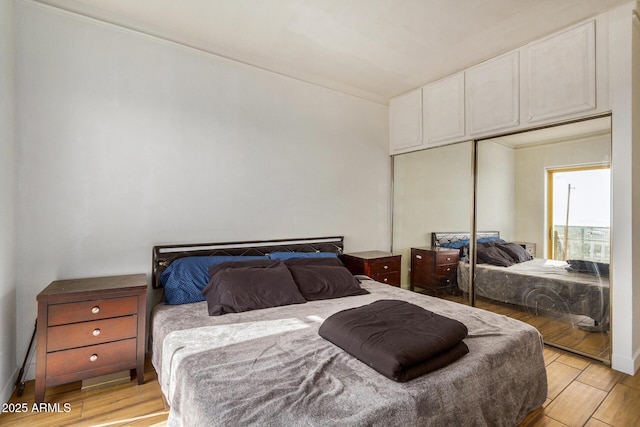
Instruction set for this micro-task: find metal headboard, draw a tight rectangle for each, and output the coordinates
[151,236,344,289]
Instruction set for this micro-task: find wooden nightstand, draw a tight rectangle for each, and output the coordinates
[342,251,402,287]
[410,247,459,294]
[35,274,147,404]
[513,241,537,257]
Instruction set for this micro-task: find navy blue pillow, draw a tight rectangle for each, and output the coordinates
[440,240,469,249]
[161,256,267,305]
[268,251,338,261]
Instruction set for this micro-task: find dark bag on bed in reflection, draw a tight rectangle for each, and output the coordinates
[318,299,469,382]
[566,260,610,277]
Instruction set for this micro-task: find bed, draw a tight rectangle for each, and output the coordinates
[150,236,547,426]
[432,232,610,331]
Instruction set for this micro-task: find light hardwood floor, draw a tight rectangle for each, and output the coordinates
[1,348,639,426]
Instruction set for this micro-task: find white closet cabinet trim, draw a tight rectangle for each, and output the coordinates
[390,88,423,152]
[466,51,520,136]
[423,73,465,146]
[526,20,596,123]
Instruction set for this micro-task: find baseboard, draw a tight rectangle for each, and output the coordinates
[0,365,19,404]
[611,349,640,375]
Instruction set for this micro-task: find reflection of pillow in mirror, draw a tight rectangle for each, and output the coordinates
[441,240,469,249]
[477,237,504,244]
[477,245,515,267]
[496,242,532,263]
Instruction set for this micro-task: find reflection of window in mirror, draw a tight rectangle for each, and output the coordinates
[547,166,611,262]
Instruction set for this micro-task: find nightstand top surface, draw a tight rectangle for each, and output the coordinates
[412,246,459,252]
[38,274,147,299]
[344,250,398,259]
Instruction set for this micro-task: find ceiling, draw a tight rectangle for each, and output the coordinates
[35,0,630,104]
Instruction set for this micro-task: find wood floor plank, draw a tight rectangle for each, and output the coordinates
[578,363,628,392]
[521,413,569,427]
[545,381,608,427]
[583,419,612,427]
[592,383,640,426]
[556,353,591,371]
[546,360,583,400]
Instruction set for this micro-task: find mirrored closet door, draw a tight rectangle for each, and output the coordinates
[392,141,472,305]
[474,116,611,362]
[392,116,612,362]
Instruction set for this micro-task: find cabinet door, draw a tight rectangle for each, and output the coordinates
[390,88,423,152]
[526,20,596,123]
[466,51,520,136]
[423,73,465,146]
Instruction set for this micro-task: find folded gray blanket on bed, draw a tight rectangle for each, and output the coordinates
[318,299,469,382]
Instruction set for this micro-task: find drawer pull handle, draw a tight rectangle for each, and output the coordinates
[92,328,101,336]
[91,306,100,314]
[383,265,388,269]
[416,255,422,259]
[90,354,98,362]
[446,257,451,261]
[446,267,451,272]
[383,278,388,282]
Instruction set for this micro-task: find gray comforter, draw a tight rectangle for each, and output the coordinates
[458,258,609,328]
[151,279,547,427]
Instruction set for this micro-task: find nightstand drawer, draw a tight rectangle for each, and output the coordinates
[435,264,456,277]
[435,252,458,265]
[367,258,401,275]
[48,296,138,326]
[47,316,138,352]
[370,271,401,287]
[46,338,137,378]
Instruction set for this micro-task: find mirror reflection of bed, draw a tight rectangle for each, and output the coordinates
[393,116,612,363]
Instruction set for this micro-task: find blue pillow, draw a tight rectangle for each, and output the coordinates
[441,240,469,249]
[478,236,504,244]
[268,252,338,261]
[161,256,267,305]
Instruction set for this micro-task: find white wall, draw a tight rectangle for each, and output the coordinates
[609,1,640,374]
[0,0,17,404]
[14,1,390,379]
[514,133,611,255]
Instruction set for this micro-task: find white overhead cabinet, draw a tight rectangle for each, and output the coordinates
[390,18,604,155]
[423,73,465,147]
[524,21,596,123]
[466,51,520,136]
[389,88,423,152]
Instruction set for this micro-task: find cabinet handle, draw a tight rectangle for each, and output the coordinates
[92,328,101,336]
[90,354,98,362]
[446,267,451,272]
[383,265,388,269]
[416,255,422,259]
[91,306,100,314]
[383,278,388,282]
[446,257,451,261]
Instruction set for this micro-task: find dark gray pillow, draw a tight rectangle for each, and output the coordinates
[285,258,369,300]
[496,242,533,263]
[202,260,306,316]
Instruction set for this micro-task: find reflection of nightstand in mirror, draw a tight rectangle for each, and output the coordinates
[513,242,536,257]
[410,247,459,294]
